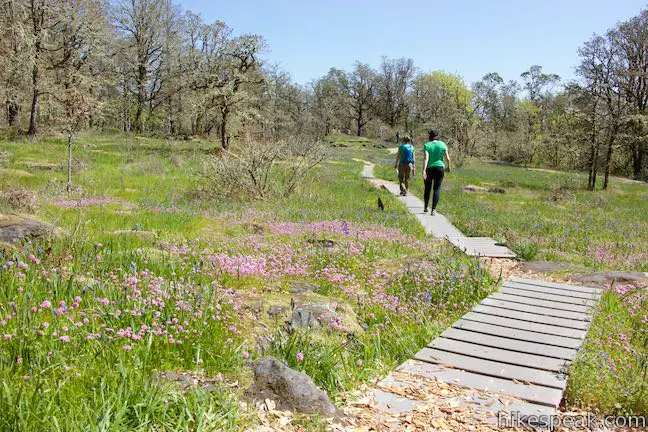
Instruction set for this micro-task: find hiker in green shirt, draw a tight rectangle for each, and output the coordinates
[393,135,415,196]
[422,129,452,215]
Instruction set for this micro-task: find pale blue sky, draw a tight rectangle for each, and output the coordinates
[179,0,646,86]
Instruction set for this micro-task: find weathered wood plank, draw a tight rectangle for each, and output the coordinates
[481,297,590,321]
[510,276,602,294]
[462,312,587,339]
[397,360,563,408]
[453,319,583,349]
[429,337,570,372]
[491,293,592,313]
[473,304,590,330]
[441,327,577,360]
[500,287,597,306]
[414,347,567,389]
[504,281,599,300]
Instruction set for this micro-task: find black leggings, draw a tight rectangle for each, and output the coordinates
[424,167,445,210]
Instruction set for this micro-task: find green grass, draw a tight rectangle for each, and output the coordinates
[375,157,648,272]
[2,132,645,429]
[0,133,496,430]
[373,151,648,415]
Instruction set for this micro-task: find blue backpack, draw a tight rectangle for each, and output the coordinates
[400,144,414,164]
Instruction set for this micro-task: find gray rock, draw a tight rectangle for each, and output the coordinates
[0,214,62,244]
[246,357,337,416]
[518,261,580,273]
[569,272,648,287]
[290,308,320,330]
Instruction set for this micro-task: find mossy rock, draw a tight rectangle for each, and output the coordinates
[0,214,64,244]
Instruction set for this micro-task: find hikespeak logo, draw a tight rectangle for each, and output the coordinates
[498,411,647,430]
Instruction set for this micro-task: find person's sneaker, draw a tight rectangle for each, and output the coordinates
[430,209,436,216]
[423,208,428,213]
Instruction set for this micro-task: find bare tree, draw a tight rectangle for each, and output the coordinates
[0,0,29,129]
[113,0,175,133]
[331,63,376,137]
[375,57,414,130]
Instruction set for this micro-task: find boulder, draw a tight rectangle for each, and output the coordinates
[289,302,362,333]
[568,272,648,287]
[0,214,62,244]
[518,261,580,273]
[246,357,337,417]
[290,307,321,330]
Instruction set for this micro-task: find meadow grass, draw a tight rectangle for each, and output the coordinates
[0,134,495,431]
[1,133,644,430]
[374,156,648,272]
[373,149,648,415]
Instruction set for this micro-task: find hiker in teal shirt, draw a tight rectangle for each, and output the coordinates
[422,129,452,215]
[393,135,415,196]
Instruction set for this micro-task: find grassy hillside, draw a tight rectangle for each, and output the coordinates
[0,134,496,431]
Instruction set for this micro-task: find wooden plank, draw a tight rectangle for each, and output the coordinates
[491,293,592,313]
[441,327,578,360]
[462,312,587,339]
[473,305,590,330]
[429,337,569,372]
[453,319,583,349]
[414,347,567,390]
[504,281,599,300]
[510,276,602,294]
[481,297,590,321]
[397,360,563,408]
[500,287,596,306]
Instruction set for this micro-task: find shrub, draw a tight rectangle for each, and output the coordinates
[0,189,38,213]
[511,240,540,261]
[200,137,327,200]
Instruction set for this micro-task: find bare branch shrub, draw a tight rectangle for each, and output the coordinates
[200,138,328,200]
[0,189,38,213]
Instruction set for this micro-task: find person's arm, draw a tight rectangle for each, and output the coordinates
[444,150,452,173]
[411,148,416,175]
[394,147,400,169]
[422,148,429,180]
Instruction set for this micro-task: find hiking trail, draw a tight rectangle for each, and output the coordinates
[351,160,603,427]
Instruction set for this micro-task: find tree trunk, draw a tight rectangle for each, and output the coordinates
[67,132,73,195]
[135,64,147,133]
[220,106,229,150]
[602,126,617,190]
[28,60,40,139]
[588,142,599,191]
[6,98,20,127]
[632,141,645,180]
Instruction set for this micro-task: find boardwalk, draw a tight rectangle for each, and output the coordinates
[361,161,516,258]
[359,160,602,421]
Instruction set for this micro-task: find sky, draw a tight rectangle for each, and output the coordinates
[178,0,646,86]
